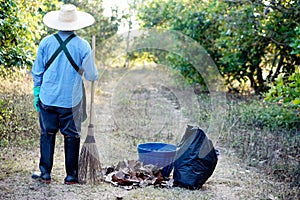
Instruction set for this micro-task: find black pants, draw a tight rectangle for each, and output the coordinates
[38,101,82,182]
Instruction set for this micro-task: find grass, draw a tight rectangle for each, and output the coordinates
[221,96,299,189]
[0,72,39,148]
[0,68,299,199]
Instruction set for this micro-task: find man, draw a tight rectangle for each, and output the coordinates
[31,4,98,184]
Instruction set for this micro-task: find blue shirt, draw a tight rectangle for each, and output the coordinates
[32,31,98,108]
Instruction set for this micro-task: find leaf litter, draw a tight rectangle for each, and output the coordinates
[103,159,174,190]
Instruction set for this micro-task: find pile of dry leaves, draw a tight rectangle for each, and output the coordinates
[102,160,174,190]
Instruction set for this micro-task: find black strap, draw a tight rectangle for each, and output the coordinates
[43,33,87,121]
[45,33,83,75]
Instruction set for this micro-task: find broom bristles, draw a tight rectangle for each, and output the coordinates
[78,127,103,184]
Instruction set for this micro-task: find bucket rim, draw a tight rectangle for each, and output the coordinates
[137,142,177,152]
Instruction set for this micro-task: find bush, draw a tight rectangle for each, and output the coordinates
[264,71,300,109]
[239,100,299,131]
[225,96,299,132]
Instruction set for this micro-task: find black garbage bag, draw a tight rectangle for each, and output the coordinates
[173,125,218,190]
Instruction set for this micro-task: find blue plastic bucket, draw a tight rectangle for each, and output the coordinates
[137,142,177,177]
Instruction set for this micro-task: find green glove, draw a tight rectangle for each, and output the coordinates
[33,86,40,112]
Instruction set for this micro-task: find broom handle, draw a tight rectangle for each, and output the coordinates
[89,35,96,125]
[89,81,95,125]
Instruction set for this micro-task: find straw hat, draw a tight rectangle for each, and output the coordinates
[43,4,95,31]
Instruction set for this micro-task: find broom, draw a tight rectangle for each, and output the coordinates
[78,35,103,184]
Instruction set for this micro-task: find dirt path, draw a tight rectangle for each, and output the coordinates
[0,67,293,199]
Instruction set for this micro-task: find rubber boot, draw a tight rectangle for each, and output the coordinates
[38,132,56,184]
[64,136,80,184]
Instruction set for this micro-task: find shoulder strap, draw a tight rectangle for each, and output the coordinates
[45,33,83,75]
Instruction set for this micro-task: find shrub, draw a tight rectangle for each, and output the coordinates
[264,70,300,109]
[240,100,299,131]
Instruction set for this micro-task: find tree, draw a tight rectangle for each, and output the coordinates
[0,0,59,75]
[0,0,122,75]
[216,0,300,93]
[62,0,121,65]
[61,0,119,42]
[0,0,34,71]
[136,0,300,93]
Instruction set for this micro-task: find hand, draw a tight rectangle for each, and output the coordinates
[33,86,40,112]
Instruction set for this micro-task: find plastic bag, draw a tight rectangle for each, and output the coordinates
[173,125,218,189]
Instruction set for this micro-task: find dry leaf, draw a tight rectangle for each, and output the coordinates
[103,159,173,189]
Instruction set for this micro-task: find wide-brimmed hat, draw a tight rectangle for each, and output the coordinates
[43,4,95,31]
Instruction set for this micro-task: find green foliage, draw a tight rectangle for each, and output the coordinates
[218,0,300,93]
[136,0,213,86]
[62,0,119,42]
[0,0,32,69]
[290,26,300,55]
[225,97,299,133]
[136,0,300,93]
[216,0,300,92]
[61,0,120,65]
[0,0,60,75]
[265,69,300,109]
[240,100,299,130]
[0,0,120,75]
[166,53,205,86]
